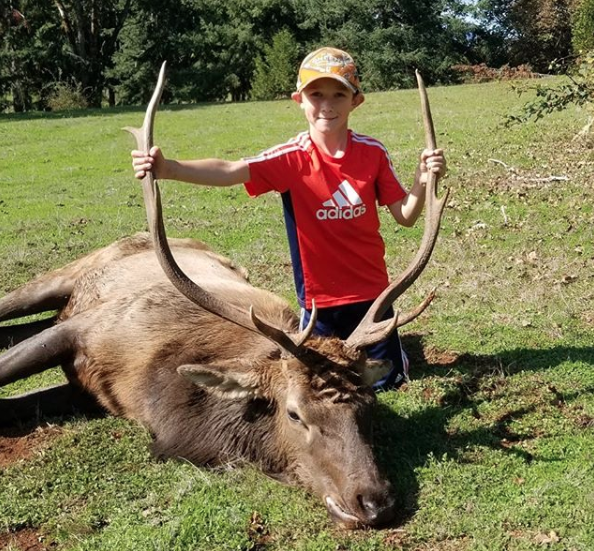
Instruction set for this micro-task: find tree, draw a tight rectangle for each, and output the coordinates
[53,0,133,107]
[0,3,30,111]
[503,0,593,136]
[250,29,300,100]
[473,0,574,72]
[293,0,472,89]
[5,0,553,111]
[110,0,300,104]
[0,0,69,111]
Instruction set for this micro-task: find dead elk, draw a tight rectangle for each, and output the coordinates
[0,67,447,529]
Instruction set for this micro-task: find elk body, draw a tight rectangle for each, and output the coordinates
[0,66,446,529]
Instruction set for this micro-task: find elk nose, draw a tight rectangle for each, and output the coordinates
[357,492,396,526]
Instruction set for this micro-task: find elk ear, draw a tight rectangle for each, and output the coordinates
[177,363,263,400]
[357,359,393,387]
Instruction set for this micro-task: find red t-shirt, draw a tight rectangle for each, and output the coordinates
[245,130,407,309]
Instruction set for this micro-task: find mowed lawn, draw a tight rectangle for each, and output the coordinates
[0,78,593,550]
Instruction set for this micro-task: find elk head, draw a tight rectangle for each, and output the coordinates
[175,336,395,528]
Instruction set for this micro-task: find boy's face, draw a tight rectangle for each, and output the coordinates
[291,78,364,136]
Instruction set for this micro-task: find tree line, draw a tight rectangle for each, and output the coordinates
[0,0,592,112]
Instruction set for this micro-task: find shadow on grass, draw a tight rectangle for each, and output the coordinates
[373,334,594,525]
[0,101,219,123]
[0,382,105,431]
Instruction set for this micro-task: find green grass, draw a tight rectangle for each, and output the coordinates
[1,79,594,550]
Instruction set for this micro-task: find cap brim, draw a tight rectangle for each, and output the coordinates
[297,74,360,95]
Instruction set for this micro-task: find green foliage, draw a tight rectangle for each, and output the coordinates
[110,0,298,104]
[46,82,89,111]
[250,29,300,100]
[4,0,591,112]
[294,0,471,89]
[472,0,574,72]
[2,0,479,111]
[572,0,594,52]
[506,53,594,125]
[52,0,133,107]
[0,0,67,112]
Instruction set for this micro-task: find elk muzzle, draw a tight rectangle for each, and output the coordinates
[324,477,396,528]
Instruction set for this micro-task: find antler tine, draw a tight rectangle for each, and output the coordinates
[294,299,318,347]
[250,299,317,356]
[125,62,312,355]
[346,71,449,350]
[123,62,167,227]
[395,287,436,327]
[416,70,437,151]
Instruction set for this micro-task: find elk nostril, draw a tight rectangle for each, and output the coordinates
[357,493,396,525]
[357,494,379,519]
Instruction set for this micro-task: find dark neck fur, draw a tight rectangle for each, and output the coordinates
[147,378,290,478]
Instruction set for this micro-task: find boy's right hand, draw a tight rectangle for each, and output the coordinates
[131,146,165,179]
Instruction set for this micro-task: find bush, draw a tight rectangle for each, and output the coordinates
[452,63,541,84]
[572,0,594,52]
[47,82,88,111]
[505,52,594,126]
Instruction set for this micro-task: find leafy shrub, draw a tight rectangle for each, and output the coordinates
[572,0,594,52]
[47,82,88,111]
[505,52,594,126]
[452,63,540,83]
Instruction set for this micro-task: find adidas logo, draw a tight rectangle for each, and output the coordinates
[316,180,367,221]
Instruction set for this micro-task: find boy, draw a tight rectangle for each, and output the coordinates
[132,47,446,390]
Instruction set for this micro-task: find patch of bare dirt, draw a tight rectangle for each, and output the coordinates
[0,528,54,551]
[422,346,460,366]
[382,529,471,550]
[0,424,62,468]
[581,311,594,326]
[246,511,271,550]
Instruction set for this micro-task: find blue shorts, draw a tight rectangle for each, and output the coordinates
[300,300,409,391]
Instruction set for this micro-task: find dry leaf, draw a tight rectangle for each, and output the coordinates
[534,530,560,545]
[560,274,578,284]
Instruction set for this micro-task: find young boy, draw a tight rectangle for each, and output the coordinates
[132,47,446,390]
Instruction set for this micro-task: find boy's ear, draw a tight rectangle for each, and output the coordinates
[291,91,302,105]
[352,93,365,109]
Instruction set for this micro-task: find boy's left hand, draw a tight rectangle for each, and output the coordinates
[419,148,446,181]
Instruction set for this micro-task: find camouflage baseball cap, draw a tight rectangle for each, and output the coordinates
[296,47,362,95]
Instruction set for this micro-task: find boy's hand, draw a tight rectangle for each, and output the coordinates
[131,146,165,179]
[419,148,446,183]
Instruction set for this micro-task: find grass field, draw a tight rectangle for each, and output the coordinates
[1,78,593,550]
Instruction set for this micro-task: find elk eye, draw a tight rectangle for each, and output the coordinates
[287,409,302,423]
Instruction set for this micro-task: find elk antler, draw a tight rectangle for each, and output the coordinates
[346,71,449,350]
[124,62,316,356]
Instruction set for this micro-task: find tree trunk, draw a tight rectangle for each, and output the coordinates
[10,59,31,112]
[53,0,131,109]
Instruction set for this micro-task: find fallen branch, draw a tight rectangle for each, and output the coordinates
[488,158,568,182]
[514,175,569,183]
[488,158,515,171]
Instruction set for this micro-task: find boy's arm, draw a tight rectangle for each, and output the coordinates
[132,146,250,187]
[387,148,446,227]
